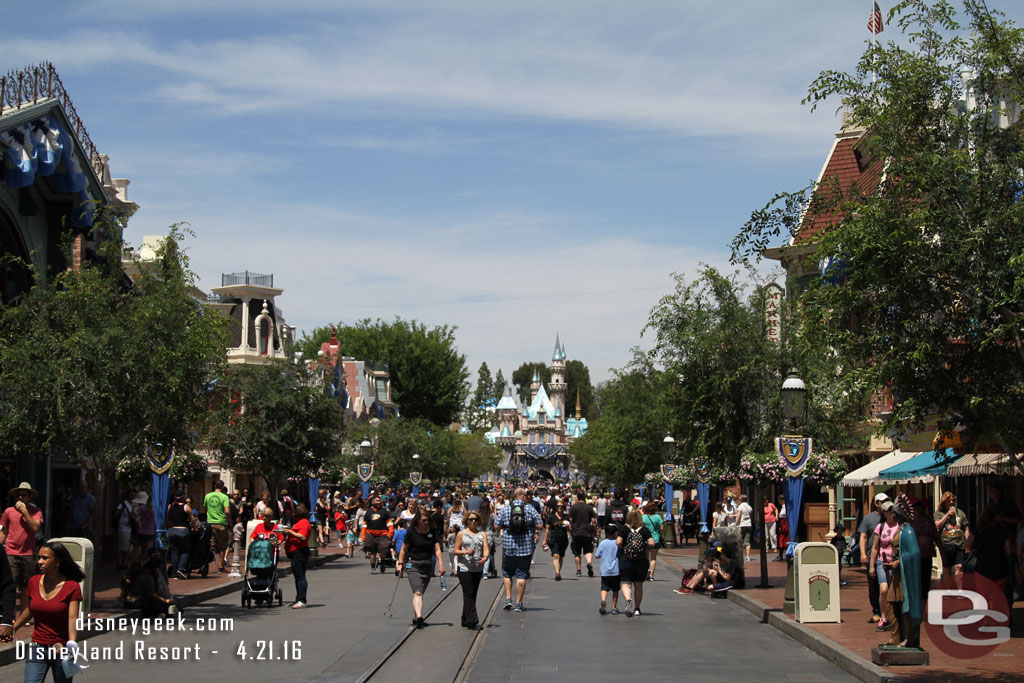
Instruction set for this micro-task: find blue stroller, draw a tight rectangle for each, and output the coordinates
[242,535,283,608]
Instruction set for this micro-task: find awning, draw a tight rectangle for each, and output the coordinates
[840,449,919,487]
[877,449,959,484]
[946,452,1017,477]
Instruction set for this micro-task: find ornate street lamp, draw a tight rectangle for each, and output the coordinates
[779,369,807,613]
[781,370,807,430]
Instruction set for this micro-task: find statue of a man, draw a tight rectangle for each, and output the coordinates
[882,494,924,648]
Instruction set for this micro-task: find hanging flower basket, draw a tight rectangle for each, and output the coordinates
[804,451,848,486]
[737,451,787,486]
[169,451,208,484]
[115,451,150,486]
[643,472,662,485]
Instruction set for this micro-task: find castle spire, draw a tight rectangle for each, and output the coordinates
[575,387,581,419]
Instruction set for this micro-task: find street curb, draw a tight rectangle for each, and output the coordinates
[728,589,901,683]
[0,552,344,667]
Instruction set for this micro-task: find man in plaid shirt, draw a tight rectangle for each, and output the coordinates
[496,487,544,612]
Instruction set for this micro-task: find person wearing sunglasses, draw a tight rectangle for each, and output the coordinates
[453,513,490,629]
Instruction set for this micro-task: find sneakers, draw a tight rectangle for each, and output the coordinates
[176,571,188,580]
[576,569,582,577]
[624,599,634,616]
[291,601,306,609]
[503,598,513,610]
[371,566,378,575]
[868,614,881,623]
[633,609,641,616]
[555,574,561,581]
[610,608,619,615]
[875,619,889,632]
[587,564,594,578]
[514,603,523,612]
[646,575,654,582]
[674,587,694,595]
[599,600,607,615]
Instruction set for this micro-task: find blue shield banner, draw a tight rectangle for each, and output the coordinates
[776,436,812,477]
[308,477,320,524]
[358,463,374,482]
[410,472,422,486]
[697,481,710,534]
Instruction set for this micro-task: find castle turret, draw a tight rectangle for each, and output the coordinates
[548,335,567,418]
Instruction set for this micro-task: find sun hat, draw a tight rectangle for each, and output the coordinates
[132,491,150,505]
[9,482,37,499]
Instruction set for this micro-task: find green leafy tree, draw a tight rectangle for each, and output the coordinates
[732,0,1024,473]
[0,220,226,505]
[571,358,672,486]
[346,418,499,481]
[564,359,595,419]
[511,362,550,405]
[209,359,341,489]
[472,361,494,408]
[493,369,507,402]
[299,318,469,426]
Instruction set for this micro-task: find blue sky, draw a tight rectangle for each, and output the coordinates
[5,1,1018,386]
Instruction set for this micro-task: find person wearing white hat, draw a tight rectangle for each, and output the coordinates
[0,482,44,615]
[858,492,890,624]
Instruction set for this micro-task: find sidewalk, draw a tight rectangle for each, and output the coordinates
[661,545,1024,682]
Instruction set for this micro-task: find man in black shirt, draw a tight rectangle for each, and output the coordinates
[569,494,597,577]
[606,491,629,535]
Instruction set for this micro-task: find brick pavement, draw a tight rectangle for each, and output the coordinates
[661,545,1023,682]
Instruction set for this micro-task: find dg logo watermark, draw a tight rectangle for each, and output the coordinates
[924,573,1010,659]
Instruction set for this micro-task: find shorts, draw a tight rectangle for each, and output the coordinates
[600,575,621,592]
[210,524,229,552]
[9,554,35,589]
[875,558,891,584]
[406,561,433,594]
[548,537,568,557]
[364,533,391,555]
[740,527,752,547]
[619,559,649,584]
[940,543,965,568]
[117,528,132,552]
[347,530,357,543]
[597,515,606,529]
[571,535,594,556]
[502,554,532,580]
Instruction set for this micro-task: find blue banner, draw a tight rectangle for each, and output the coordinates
[150,469,171,550]
[361,481,370,499]
[784,476,804,547]
[697,481,710,534]
[412,485,420,497]
[663,482,674,521]
[308,477,320,524]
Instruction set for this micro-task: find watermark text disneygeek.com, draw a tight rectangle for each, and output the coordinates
[76,612,234,635]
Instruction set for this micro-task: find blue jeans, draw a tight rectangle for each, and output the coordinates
[24,642,72,683]
[289,548,310,603]
[167,528,191,575]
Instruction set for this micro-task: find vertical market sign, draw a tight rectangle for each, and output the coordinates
[764,282,784,343]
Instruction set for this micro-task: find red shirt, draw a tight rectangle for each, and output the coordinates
[334,511,348,532]
[285,519,311,554]
[1,504,43,556]
[250,521,281,542]
[27,576,82,646]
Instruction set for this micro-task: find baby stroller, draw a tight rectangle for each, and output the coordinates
[188,520,214,578]
[242,534,283,608]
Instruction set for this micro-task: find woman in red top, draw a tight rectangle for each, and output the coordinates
[13,541,84,682]
[281,504,312,609]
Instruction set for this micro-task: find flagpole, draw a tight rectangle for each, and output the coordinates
[870,1,877,85]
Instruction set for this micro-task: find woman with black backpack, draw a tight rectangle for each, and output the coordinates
[619,507,654,617]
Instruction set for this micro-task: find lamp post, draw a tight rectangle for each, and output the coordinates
[359,439,373,498]
[661,434,677,549]
[780,369,807,614]
[411,453,421,497]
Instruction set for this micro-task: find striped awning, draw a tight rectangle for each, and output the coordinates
[945,452,1017,477]
[840,449,919,487]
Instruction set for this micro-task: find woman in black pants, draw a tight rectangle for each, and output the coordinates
[397,510,446,628]
[454,512,490,629]
[281,504,312,608]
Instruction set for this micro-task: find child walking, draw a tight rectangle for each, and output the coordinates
[595,526,621,615]
[335,508,351,557]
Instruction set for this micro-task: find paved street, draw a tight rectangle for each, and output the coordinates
[0,550,858,682]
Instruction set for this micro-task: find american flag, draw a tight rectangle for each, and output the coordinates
[868,2,884,35]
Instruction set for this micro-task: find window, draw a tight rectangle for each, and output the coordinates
[375,378,388,400]
[259,319,270,355]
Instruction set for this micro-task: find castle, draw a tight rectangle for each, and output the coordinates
[487,337,588,482]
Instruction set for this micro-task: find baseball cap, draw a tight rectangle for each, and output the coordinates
[873,493,889,503]
[880,501,894,512]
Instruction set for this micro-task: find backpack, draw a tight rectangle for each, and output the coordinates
[624,526,647,561]
[509,503,528,535]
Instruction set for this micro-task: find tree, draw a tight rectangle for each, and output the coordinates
[563,359,595,419]
[0,220,226,484]
[511,362,550,404]
[209,359,341,488]
[493,369,507,401]
[299,318,469,426]
[472,361,494,409]
[571,358,672,486]
[732,0,1024,473]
